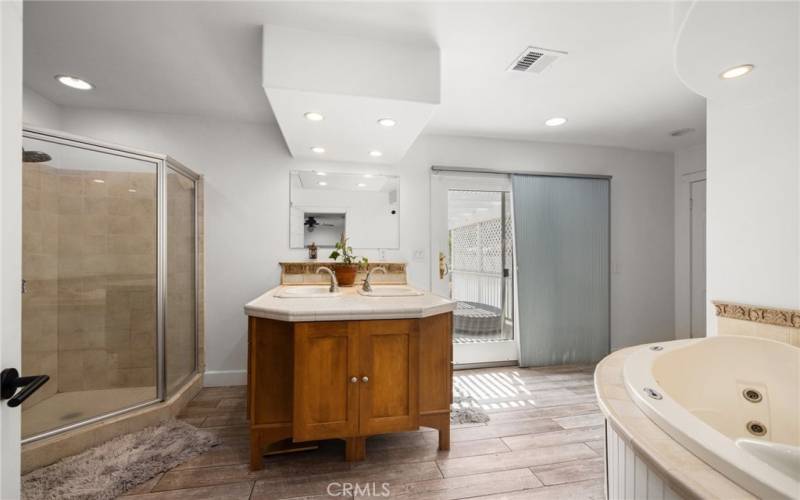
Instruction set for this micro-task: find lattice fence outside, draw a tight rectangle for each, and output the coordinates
[450,217,511,274]
[450,215,513,317]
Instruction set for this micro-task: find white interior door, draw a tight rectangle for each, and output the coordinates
[690,179,707,338]
[1,1,23,496]
[430,172,518,366]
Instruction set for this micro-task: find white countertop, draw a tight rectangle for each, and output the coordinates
[244,286,456,322]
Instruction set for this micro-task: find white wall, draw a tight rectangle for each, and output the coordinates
[23,86,61,129]
[674,142,706,339]
[22,97,676,384]
[707,93,799,316]
[1,1,23,495]
[674,1,800,335]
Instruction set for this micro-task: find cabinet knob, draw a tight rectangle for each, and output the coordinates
[362,376,369,383]
[350,377,358,383]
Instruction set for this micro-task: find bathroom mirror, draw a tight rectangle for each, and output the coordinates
[290,171,399,249]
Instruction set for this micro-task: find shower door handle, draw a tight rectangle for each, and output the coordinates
[1,368,49,408]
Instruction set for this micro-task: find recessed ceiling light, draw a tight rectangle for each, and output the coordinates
[377,118,396,127]
[128,188,137,193]
[304,112,324,121]
[311,147,326,154]
[357,183,367,187]
[545,117,568,127]
[316,171,327,176]
[369,150,383,158]
[55,75,94,90]
[92,179,105,184]
[318,181,328,186]
[363,174,374,178]
[720,64,754,79]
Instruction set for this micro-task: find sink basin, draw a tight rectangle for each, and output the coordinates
[274,286,341,298]
[357,286,424,297]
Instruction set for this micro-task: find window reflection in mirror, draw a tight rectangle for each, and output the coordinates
[290,171,399,249]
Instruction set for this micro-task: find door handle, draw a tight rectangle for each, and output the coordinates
[1,368,49,408]
[438,252,449,279]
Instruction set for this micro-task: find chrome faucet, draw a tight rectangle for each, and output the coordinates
[317,266,339,293]
[362,266,387,292]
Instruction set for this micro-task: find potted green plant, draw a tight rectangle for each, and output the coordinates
[328,236,368,286]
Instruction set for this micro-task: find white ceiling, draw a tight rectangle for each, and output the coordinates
[24,1,706,153]
[294,171,396,192]
[675,1,798,104]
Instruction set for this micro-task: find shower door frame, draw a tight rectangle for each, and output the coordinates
[20,126,201,444]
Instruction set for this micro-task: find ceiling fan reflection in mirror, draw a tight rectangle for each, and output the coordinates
[304,216,335,232]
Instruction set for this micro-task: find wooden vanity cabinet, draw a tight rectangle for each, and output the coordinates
[247,313,452,470]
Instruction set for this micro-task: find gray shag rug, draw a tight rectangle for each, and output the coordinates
[22,419,220,500]
[451,390,490,424]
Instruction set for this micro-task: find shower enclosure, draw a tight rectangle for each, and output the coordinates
[20,127,200,442]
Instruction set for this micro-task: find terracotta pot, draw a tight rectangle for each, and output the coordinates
[333,264,359,286]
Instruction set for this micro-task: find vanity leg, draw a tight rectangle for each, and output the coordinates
[438,425,450,451]
[250,431,264,471]
[436,414,450,451]
[345,437,366,461]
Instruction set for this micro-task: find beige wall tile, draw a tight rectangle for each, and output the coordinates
[22,166,200,427]
[718,316,799,347]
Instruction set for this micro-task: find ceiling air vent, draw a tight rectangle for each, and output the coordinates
[508,46,567,74]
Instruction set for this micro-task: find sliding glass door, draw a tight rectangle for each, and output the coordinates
[431,173,517,366]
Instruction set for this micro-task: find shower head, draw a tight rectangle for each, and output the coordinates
[22,149,52,163]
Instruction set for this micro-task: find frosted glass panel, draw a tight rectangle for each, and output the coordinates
[511,175,609,366]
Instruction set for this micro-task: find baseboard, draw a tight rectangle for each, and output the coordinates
[453,360,518,370]
[203,369,246,387]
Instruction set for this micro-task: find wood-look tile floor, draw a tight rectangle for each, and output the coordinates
[122,365,605,499]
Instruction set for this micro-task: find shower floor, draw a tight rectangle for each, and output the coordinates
[22,386,156,440]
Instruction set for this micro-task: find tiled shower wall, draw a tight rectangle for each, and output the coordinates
[22,164,60,406]
[22,164,159,407]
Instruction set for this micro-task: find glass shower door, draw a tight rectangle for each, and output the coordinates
[21,136,159,440]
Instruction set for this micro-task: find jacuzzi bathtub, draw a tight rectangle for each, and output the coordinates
[624,336,800,499]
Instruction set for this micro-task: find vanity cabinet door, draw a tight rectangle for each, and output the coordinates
[357,319,420,435]
[293,322,360,442]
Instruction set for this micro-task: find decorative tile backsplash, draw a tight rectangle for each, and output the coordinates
[713,301,800,328]
[714,300,800,347]
[280,261,407,286]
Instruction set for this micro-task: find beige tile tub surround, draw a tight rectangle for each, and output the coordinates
[279,261,407,285]
[714,301,800,347]
[594,347,756,500]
